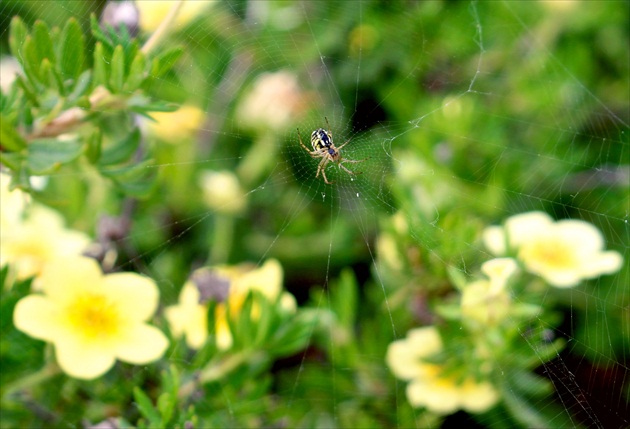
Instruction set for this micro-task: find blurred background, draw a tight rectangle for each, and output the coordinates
[1,1,628,428]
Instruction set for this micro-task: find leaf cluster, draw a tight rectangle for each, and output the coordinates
[1,15,181,196]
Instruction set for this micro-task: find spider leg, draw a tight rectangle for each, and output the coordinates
[336,138,352,151]
[340,157,366,164]
[316,158,328,178]
[339,163,362,176]
[297,128,308,150]
[321,168,334,184]
[317,158,334,184]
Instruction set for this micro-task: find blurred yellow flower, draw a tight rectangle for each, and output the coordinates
[480,257,518,294]
[199,170,247,215]
[461,258,517,326]
[1,204,90,282]
[165,281,208,349]
[13,257,168,379]
[0,173,28,232]
[386,326,499,414]
[145,104,205,143]
[236,70,306,132]
[136,1,215,33]
[376,233,403,271]
[214,259,296,350]
[483,211,623,287]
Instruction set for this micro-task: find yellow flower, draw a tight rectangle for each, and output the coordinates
[461,258,517,326]
[145,104,205,143]
[480,257,518,295]
[483,211,623,287]
[13,257,168,380]
[236,70,306,132]
[376,233,403,271]
[386,326,499,414]
[136,1,215,33]
[1,204,90,281]
[165,281,208,349]
[0,173,29,232]
[214,259,296,350]
[199,170,247,215]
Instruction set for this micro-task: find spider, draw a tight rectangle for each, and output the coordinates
[297,117,366,184]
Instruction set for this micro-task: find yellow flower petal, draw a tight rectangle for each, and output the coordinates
[165,282,208,349]
[386,327,442,380]
[406,326,442,357]
[517,218,623,287]
[199,170,247,215]
[460,380,499,413]
[13,255,168,379]
[234,259,283,299]
[504,211,553,248]
[38,257,103,303]
[1,205,90,281]
[113,324,169,364]
[584,251,623,277]
[407,379,459,414]
[54,336,116,380]
[13,295,64,342]
[180,281,201,306]
[482,225,507,255]
[481,257,518,294]
[103,273,159,322]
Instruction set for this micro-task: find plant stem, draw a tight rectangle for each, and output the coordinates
[208,214,234,265]
[2,362,61,399]
[178,350,258,399]
[141,0,186,55]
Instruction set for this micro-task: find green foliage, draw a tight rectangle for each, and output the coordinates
[1,1,627,429]
[1,15,177,196]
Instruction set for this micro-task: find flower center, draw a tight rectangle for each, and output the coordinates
[67,293,120,339]
[520,237,576,270]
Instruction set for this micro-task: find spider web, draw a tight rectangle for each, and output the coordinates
[1,1,628,428]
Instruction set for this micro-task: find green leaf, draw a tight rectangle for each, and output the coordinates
[128,96,179,114]
[66,70,92,105]
[57,18,85,82]
[98,128,140,165]
[32,20,56,64]
[90,14,115,51]
[110,45,125,93]
[125,51,147,92]
[15,76,39,107]
[133,387,161,427]
[253,292,278,347]
[93,42,108,87]
[21,36,43,86]
[237,292,256,348]
[157,392,176,427]
[0,115,27,151]
[27,136,83,174]
[9,16,28,61]
[102,159,157,198]
[334,269,358,328]
[0,152,24,170]
[502,387,554,429]
[447,265,468,291]
[508,369,553,397]
[85,128,102,164]
[270,313,314,357]
[150,47,183,78]
[40,58,64,95]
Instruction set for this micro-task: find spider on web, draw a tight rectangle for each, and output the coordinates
[297,117,366,184]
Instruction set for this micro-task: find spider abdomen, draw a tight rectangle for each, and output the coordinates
[311,128,333,151]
